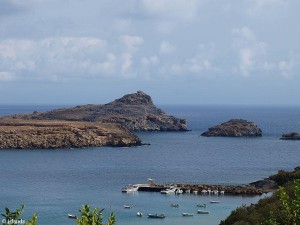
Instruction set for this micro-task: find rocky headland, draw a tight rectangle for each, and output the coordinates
[0,119,141,149]
[280,132,300,140]
[201,119,262,137]
[14,91,188,131]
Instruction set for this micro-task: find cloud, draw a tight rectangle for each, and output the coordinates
[140,0,201,21]
[119,35,144,52]
[159,41,176,55]
[0,72,15,81]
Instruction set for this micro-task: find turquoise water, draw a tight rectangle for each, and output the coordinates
[0,105,299,225]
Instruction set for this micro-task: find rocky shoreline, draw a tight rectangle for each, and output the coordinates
[0,119,141,149]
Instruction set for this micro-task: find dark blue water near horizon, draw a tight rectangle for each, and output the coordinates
[0,105,299,225]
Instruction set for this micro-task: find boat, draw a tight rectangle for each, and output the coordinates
[196,203,206,208]
[148,213,165,219]
[175,189,183,195]
[171,203,179,208]
[220,190,225,195]
[123,205,133,209]
[185,189,191,194]
[192,190,198,195]
[161,186,176,194]
[121,184,139,193]
[198,210,210,214]
[68,214,77,219]
[182,213,194,216]
[210,200,220,204]
[136,212,143,217]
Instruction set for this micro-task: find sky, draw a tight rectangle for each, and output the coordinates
[0,0,299,105]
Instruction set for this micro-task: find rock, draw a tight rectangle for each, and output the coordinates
[280,132,300,140]
[250,178,277,190]
[0,119,141,149]
[201,119,262,137]
[14,91,188,131]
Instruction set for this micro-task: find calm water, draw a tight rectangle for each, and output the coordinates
[0,105,299,225]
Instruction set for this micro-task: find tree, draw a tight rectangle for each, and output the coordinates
[76,204,115,225]
[1,204,37,225]
[263,179,300,225]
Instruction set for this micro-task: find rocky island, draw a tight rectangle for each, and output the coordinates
[15,91,188,131]
[201,119,262,137]
[281,132,300,140]
[0,119,141,149]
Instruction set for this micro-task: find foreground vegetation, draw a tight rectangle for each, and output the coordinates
[220,167,300,225]
[1,204,115,225]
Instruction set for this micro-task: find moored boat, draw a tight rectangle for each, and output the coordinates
[161,186,176,194]
[198,210,210,214]
[136,212,143,217]
[182,213,194,216]
[196,203,206,208]
[148,213,165,218]
[68,214,77,219]
[123,205,132,209]
[210,200,220,203]
[121,184,139,193]
[171,203,179,208]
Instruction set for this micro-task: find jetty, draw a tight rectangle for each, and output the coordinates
[124,179,273,195]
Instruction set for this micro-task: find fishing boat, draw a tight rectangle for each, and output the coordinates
[198,210,210,214]
[175,188,183,195]
[148,213,165,219]
[68,214,77,219]
[196,203,206,208]
[123,205,132,209]
[210,200,220,203]
[160,186,176,194]
[182,213,194,217]
[121,184,139,193]
[136,212,143,217]
[171,203,179,208]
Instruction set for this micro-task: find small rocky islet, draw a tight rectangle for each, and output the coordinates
[281,132,300,140]
[201,119,263,137]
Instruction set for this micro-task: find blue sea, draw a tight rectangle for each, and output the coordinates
[0,105,299,225]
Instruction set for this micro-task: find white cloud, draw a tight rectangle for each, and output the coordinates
[0,71,15,81]
[141,0,201,21]
[121,53,133,73]
[159,41,176,55]
[119,35,144,52]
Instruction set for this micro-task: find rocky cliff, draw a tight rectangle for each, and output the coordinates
[0,119,141,149]
[201,119,262,137]
[281,132,300,140]
[15,91,188,131]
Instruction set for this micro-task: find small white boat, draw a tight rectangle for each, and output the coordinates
[175,189,183,195]
[201,190,207,194]
[220,190,225,195]
[136,212,143,217]
[198,210,210,214]
[192,190,198,195]
[121,184,139,193]
[182,213,194,217]
[171,203,179,208]
[213,190,219,195]
[210,200,220,204]
[196,203,206,208]
[148,213,165,219]
[161,186,176,194]
[123,205,133,209]
[185,189,191,194]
